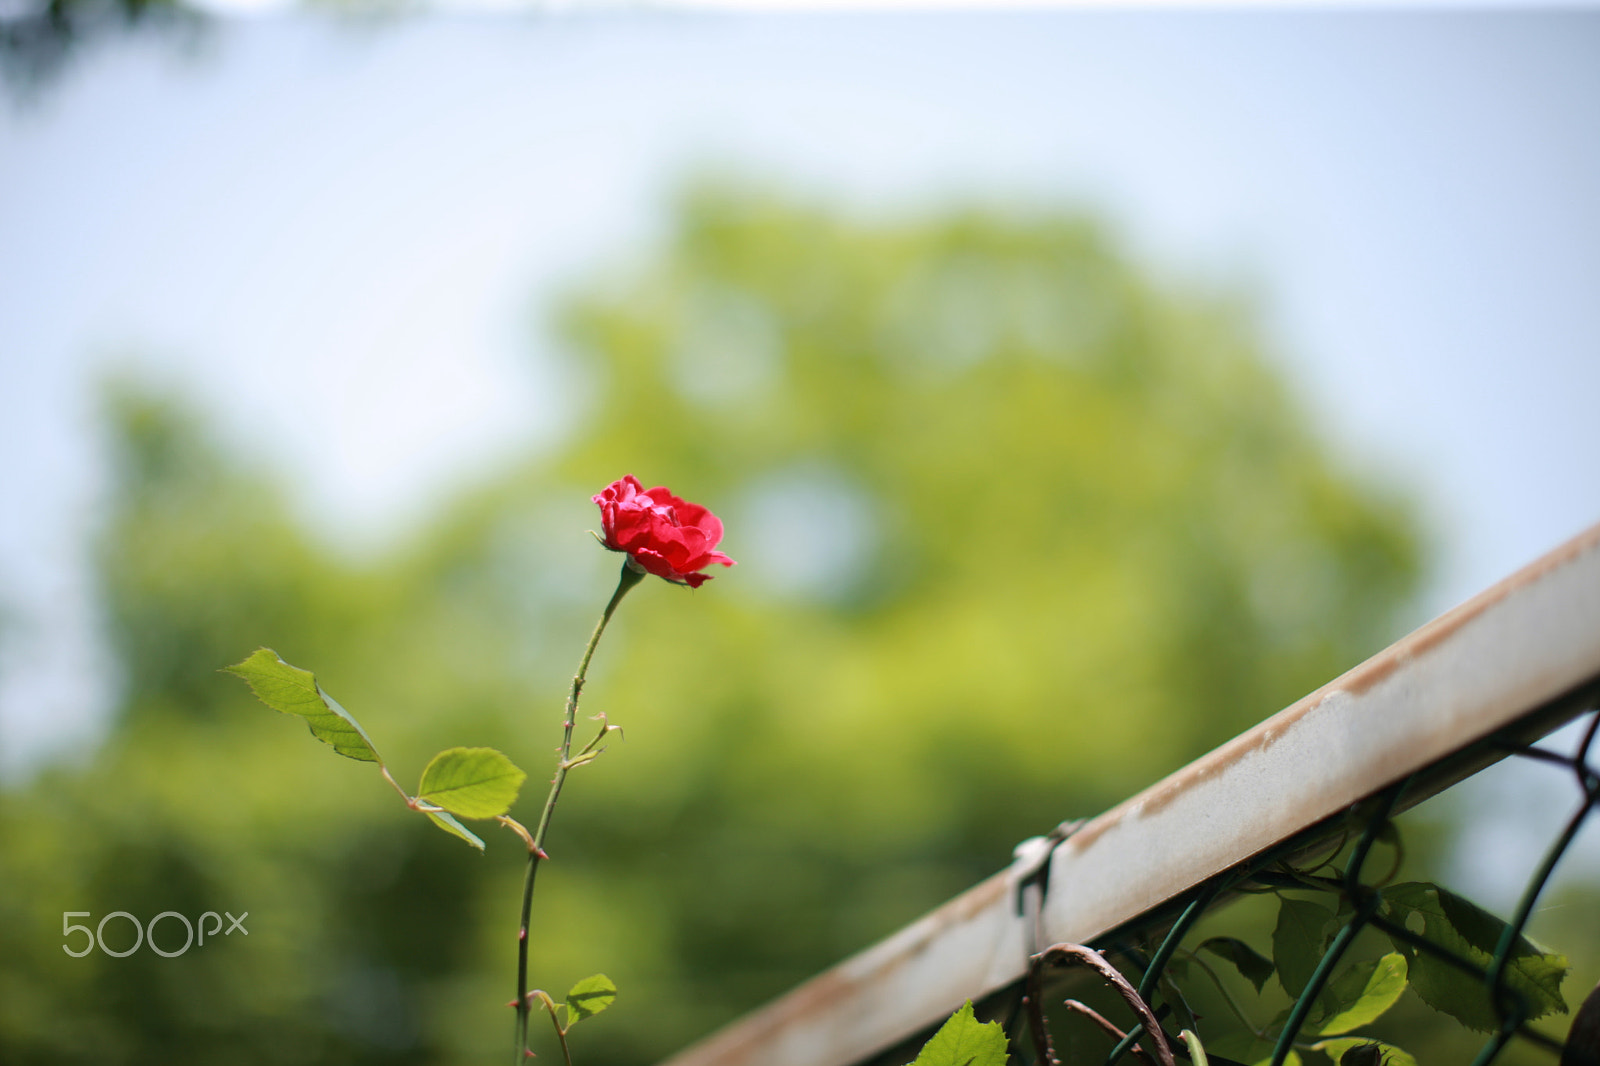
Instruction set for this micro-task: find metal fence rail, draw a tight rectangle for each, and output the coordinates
[658,522,1600,1066]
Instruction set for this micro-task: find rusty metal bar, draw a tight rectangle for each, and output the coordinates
[657,522,1600,1066]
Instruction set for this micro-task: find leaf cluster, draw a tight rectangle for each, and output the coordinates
[224,648,528,850]
[1164,877,1569,1065]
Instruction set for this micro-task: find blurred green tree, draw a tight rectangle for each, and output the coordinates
[0,182,1426,1064]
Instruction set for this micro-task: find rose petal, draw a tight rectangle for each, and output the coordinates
[592,475,732,585]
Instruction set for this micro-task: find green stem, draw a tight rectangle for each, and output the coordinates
[536,991,576,1066]
[514,560,645,1064]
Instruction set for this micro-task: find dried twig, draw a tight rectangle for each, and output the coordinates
[1061,999,1156,1065]
[1029,943,1177,1066]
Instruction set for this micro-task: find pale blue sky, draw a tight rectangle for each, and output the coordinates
[2,10,1599,813]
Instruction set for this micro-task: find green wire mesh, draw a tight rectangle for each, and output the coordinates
[997,689,1600,1066]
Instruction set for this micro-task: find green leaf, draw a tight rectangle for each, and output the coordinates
[1199,936,1276,993]
[224,649,381,763]
[1316,952,1408,1035]
[418,747,527,819]
[1380,882,1568,1032]
[1274,897,1337,999]
[906,1002,1008,1066]
[423,809,485,851]
[565,974,617,1025]
[1309,1037,1416,1066]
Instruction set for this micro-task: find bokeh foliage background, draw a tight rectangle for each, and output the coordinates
[7,180,1586,1065]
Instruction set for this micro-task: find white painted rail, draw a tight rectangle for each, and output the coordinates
[658,521,1600,1066]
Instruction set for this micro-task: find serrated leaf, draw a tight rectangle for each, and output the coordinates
[1310,1037,1416,1066]
[565,974,617,1024]
[418,747,527,819]
[1380,882,1568,1032]
[907,1002,1008,1066]
[225,649,380,763]
[1316,952,1408,1035]
[424,809,485,851]
[1274,897,1337,1000]
[1199,936,1275,994]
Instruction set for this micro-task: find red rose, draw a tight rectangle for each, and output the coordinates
[592,475,736,588]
